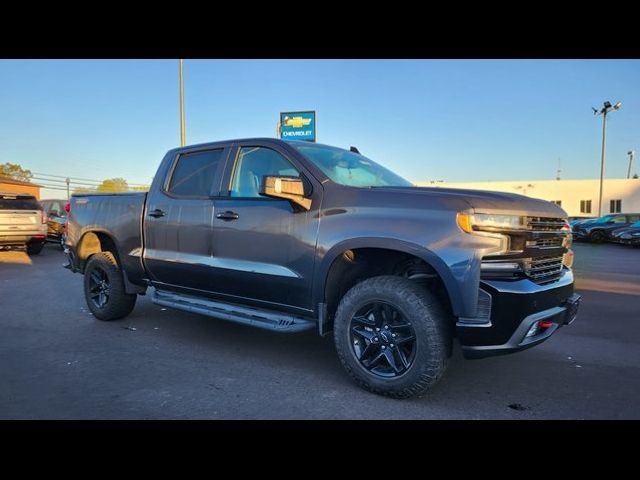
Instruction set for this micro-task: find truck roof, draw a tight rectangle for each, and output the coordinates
[171,137,286,152]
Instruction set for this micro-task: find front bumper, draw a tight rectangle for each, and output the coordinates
[457,269,580,359]
[617,237,640,246]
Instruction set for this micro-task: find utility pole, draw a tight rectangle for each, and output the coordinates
[628,151,635,179]
[65,177,70,200]
[179,59,186,147]
[593,101,622,217]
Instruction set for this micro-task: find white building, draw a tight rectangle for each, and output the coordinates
[414,178,640,217]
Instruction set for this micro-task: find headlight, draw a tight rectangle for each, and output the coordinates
[457,213,526,233]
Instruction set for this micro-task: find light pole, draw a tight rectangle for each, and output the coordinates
[179,59,186,146]
[628,150,635,179]
[592,101,622,217]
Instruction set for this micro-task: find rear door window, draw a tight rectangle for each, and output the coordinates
[167,149,226,198]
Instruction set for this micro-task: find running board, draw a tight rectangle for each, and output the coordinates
[152,290,315,333]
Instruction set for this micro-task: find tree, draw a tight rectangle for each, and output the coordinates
[131,185,150,192]
[97,178,129,192]
[0,163,33,182]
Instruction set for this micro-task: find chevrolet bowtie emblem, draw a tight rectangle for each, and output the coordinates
[283,116,312,128]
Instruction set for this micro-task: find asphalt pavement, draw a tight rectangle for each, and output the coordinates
[1,242,638,419]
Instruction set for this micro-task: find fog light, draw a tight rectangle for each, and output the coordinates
[525,322,540,338]
[538,320,553,329]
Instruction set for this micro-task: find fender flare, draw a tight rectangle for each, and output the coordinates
[313,237,464,316]
[76,229,146,295]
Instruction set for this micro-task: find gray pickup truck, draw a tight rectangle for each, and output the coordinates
[65,138,580,398]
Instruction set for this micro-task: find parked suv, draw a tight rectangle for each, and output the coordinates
[40,199,68,249]
[572,213,640,243]
[0,193,48,254]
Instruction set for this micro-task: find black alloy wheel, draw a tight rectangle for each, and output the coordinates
[88,266,111,309]
[350,301,417,378]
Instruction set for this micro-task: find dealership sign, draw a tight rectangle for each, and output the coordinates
[279,111,316,142]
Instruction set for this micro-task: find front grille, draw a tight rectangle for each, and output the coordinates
[527,237,563,248]
[526,217,567,232]
[481,216,568,285]
[523,255,564,283]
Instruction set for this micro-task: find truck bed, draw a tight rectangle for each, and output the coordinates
[67,191,147,286]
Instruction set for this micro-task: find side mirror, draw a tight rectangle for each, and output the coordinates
[260,176,311,211]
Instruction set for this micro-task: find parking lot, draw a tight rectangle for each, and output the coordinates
[1,242,639,419]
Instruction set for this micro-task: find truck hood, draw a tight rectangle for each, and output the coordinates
[370,186,567,218]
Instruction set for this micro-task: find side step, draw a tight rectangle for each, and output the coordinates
[152,290,316,333]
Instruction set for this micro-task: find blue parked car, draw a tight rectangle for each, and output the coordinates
[572,213,640,243]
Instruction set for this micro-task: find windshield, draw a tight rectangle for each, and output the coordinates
[289,142,413,188]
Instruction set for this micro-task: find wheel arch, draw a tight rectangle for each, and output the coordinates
[314,238,464,329]
[76,229,146,295]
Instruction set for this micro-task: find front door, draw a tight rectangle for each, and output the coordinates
[210,144,322,311]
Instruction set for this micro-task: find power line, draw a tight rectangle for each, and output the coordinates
[32,171,149,187]
[32,177,101,186]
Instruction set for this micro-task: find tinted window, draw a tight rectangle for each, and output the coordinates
[167,149,224,197]
[626,215,640,223]
[0,196,41,210]
[230,147,300,198]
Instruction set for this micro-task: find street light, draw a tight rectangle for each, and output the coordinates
[628,150,635,179]
[592,100,622,217]
[179,59,186,147]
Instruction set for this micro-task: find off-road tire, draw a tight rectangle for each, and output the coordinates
[84,252,137,321]
[333,275,452,399]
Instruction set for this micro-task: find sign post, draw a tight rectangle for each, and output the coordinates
[279,111,316,142]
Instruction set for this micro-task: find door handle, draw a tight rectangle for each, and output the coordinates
[216,211,239,221]
[148,209,166,218]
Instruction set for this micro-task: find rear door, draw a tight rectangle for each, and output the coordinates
[143,146,230,291]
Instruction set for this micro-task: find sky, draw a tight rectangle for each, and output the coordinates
[0,59,638,199]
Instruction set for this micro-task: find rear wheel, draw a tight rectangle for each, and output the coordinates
[83,252,137,321]
[590,230,606,243]
[333,275,451,399]
[27,241,44,255]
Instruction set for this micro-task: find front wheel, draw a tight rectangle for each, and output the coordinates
[83,252,137,321]
[590,230,606,243]
[333,275,452,399]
